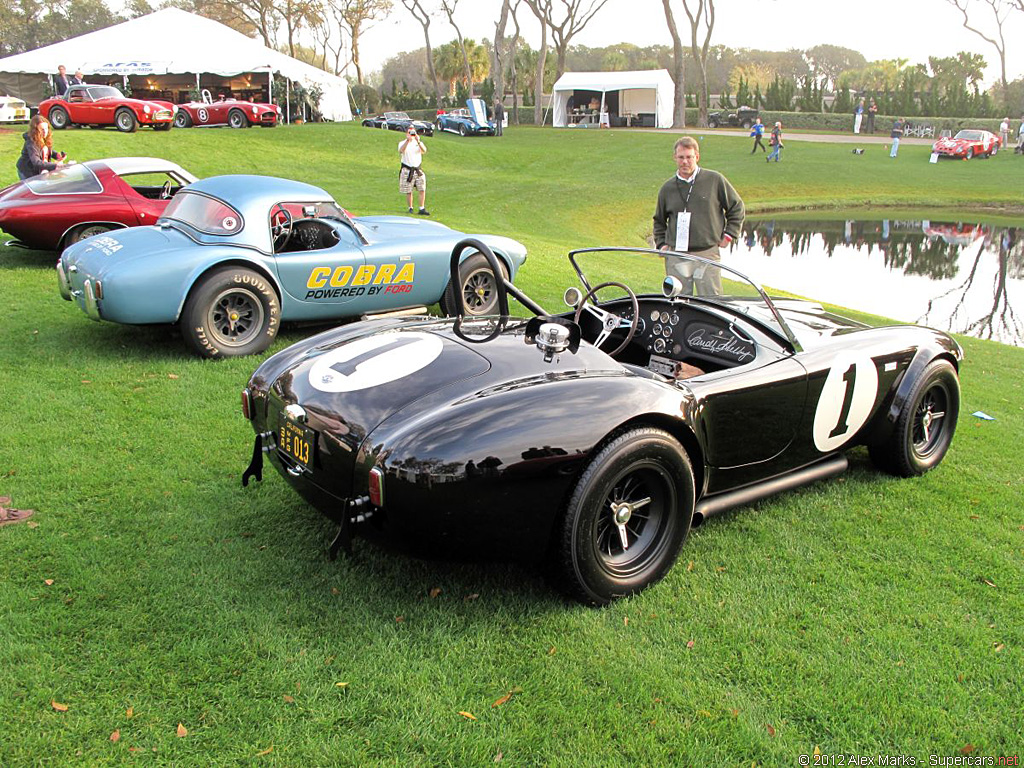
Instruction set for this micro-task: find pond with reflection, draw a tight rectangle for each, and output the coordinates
[721,216,1023,346]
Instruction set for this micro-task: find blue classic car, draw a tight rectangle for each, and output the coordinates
[437,99,495,136]
[56,175,527,358]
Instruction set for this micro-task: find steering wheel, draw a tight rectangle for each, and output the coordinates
[573,281,640,357]
[160,180,173,200]
[270,205,293,251]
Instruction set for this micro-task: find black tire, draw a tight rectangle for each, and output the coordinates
[153,123,172,132]
[741,119,752,130]
[49,107,69,129]
[708,118,719,129]
[228,109,248,129]
[459,123,468,136]
[438,253,507,316]
[557,428,694,606]
[180,267,280,358]
[65,224,114,247]
[869,359,959,477]
[115,109,137,133]
[174,110,192,128]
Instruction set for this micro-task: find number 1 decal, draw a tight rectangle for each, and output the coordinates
[812,353,878,453]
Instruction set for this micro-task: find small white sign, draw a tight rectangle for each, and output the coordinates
[930,152,939,164]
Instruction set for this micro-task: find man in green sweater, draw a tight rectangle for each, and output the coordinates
[652,136,745,295]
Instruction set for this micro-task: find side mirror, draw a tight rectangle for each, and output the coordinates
[563,286,583,308]
[663,275,684,298]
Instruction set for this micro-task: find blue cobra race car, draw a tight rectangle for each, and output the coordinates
[437,98,495,136]
[56,175,527,358]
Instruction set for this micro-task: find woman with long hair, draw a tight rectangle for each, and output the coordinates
[16,115,65,180]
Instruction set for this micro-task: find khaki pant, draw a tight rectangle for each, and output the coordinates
[664,245,723,296]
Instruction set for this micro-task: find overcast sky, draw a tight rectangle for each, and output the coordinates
[355,0,1024,88]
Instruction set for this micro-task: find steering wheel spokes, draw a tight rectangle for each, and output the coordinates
[270,204,293,251]
[572,281,639,357]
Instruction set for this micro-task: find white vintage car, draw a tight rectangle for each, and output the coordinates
[0,95,30,124]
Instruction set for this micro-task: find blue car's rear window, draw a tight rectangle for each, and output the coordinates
[160,190,243,235]
[25,164,102,195]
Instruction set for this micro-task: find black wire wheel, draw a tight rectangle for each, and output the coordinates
[180,267,280,358]
[557,427,695,605]
[869,359,960,477]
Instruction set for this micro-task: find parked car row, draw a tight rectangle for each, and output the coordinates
[362,99,497,138]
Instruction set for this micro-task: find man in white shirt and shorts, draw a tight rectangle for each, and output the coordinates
[399,128,429,215]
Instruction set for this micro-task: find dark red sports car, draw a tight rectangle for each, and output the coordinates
[39,84,176,133]
[174,97,280,128]
[0,157,196,251]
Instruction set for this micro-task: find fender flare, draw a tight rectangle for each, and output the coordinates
[174,258,283,323]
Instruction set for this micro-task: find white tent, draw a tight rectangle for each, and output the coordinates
[552,70,675,129]
[0,8,351,121]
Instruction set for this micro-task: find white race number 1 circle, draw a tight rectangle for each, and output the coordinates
[812,352,878,452]
[309,332,443,393]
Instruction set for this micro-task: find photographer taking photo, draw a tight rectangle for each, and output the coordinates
[399,127,429,216]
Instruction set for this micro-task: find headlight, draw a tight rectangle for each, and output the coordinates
[144,105,151,115]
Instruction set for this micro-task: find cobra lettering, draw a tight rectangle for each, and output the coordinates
[305,263,415,299]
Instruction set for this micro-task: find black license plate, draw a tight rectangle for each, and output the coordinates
[278,421,315,470]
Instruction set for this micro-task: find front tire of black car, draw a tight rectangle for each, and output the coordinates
[869,359,960,477]
[708,117,719,128]
[49,107,69,129]
[180,267,280,358]
[115,109,137,133]
[557,428,694,606]
[439,253,507,316]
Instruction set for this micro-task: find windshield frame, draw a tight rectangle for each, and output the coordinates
[158,189,244,237]
[568,246,802,352]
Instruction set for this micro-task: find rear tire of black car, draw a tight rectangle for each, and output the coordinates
[180,267,280,358]
[869,359,959,477]
[557,428,694,606]
[741,120,752,129]
[174,110,192,128]
[228,109,249,128]
[439,253,507,316]
[49,107,69,129]
[708,118,719,128]
[64,224,114,248]
[115,109,137,133]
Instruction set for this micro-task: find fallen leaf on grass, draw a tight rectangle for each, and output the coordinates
[623,616,629,626]
[464,593,480,601]
[730,708,739,718]
[395,616,405,623]
[766,723,776,737]
[168,374,179,380]
[331,587,340,595]
[686,561,694,572]
[960,745,975,755]
[697,709,712,718]
[51,700,69,712]
[110,730,120,743]
[126,707,134,719]
[493,751,503,762]
[814,746,821,757]
[547,646,556,656]
[981,579,996,588]
[458,711,477,721]
[176,723,188,738]
[325,655,336,665]
[428,587,442,599]
[43,579,54,586]
[994,643,1005,652]
[335,682,349,688]
[491,687,522,708]
[256,745,274,756]
[27,520,39,529]
[283,695,295,704]
[686,640,695,649]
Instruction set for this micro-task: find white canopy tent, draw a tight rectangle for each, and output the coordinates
[0,8,351,121]
[551,70,675,129]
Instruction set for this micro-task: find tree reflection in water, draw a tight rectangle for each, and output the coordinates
[728,219,1023,346]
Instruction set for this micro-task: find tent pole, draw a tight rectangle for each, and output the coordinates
[286,79,290,124]
[195,73,200,95]
[268,71,272,103]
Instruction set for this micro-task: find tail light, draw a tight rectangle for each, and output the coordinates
[241,388,252,420]
[368,466,385,507]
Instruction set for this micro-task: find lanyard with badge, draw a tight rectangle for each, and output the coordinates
[674,172,696,252]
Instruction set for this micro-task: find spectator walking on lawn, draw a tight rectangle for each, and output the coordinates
[750,117,766,153]
[854,98,865,134]
[399,127,429,215]
[890,118,905,158]
[652,136,744,296]
[767,122,784,162]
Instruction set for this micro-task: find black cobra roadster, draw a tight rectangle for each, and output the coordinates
[241,243,962,605]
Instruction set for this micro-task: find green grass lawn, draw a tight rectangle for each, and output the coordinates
[1,124,1022,765]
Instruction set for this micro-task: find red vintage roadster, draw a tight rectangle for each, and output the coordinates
[39,84,175,132]
[0,157,196,251]
[174,95,280,129]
